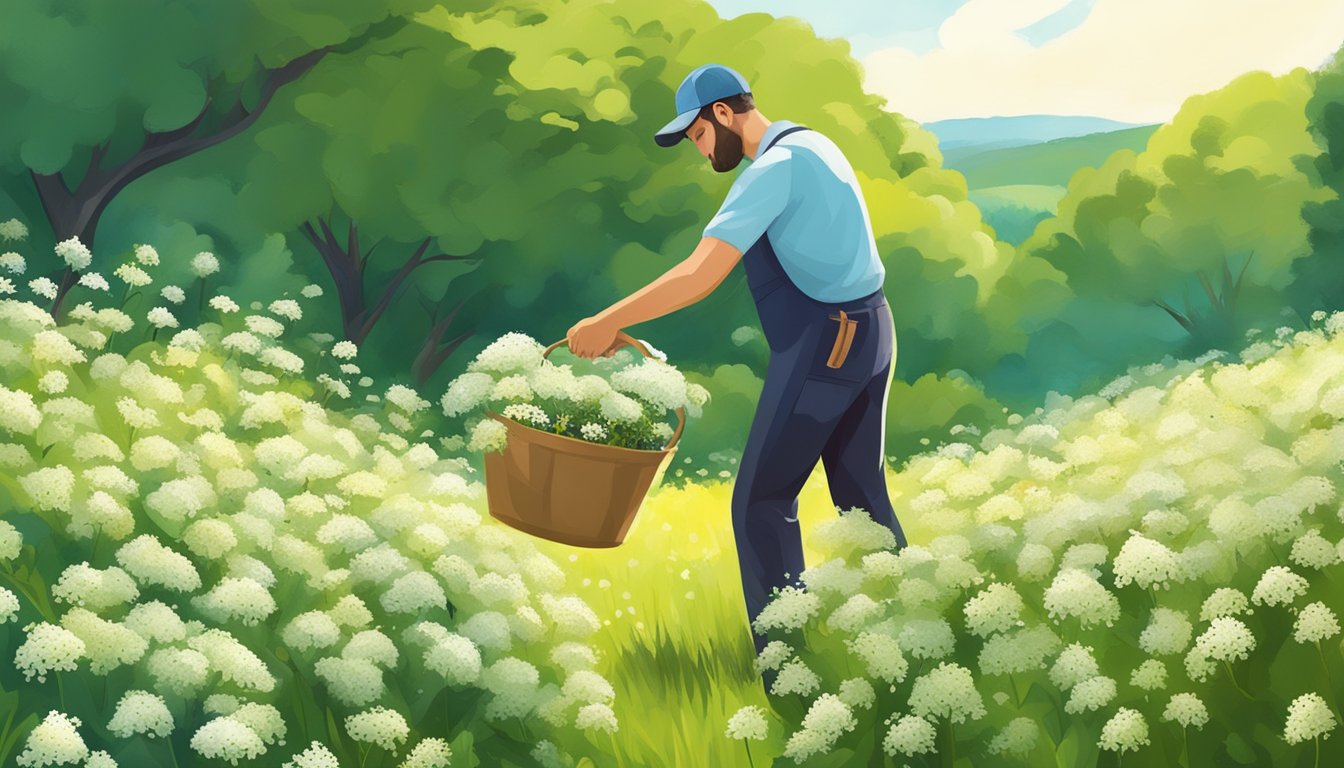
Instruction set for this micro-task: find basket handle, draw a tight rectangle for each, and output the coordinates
[544,330,686,452]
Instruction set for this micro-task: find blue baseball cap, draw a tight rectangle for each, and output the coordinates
[653,64,752,147]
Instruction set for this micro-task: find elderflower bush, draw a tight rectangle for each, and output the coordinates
[0,230,603,767]
[440,331,709,452]
[743,310,1344,766]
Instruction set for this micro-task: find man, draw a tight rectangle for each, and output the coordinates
[566,63,907,688]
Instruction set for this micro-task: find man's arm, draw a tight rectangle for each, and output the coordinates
[595,236,743,329]
[566,237,742,357]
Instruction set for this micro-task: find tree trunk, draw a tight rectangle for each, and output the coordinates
[412,291,473,386]
[31,16,409,320]
[299,216,480,346]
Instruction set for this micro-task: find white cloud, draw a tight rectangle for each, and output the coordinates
[862,0,1344,123]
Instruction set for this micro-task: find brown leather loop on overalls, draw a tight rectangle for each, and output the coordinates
[825,309,858,368]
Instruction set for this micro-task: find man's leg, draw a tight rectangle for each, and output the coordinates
[819,354,908,550]
[732,357,858,660]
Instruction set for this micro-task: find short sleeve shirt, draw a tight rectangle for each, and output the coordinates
[702,120,884,303]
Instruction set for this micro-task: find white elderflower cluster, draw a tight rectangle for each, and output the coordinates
[1163,692,1209,729]
[15,622,86,682]
[192,577,277,625]
[283,742,340,768]
[575,702,618,733]
[1064,675,1116,714]
[385,384,430,414]
[1284,692,1336,744]
[1293,602,1340,644]
[191,251,220,277]
[812,508,900,555]
[752,586,820,633]
[78,272,108,292]
[190,716,265,764]
[771,657,821,697]
[1099,708,1149,754]
[269,299,302,321]
[467,419,507,453]
[725,704,769,741]
[107,690,174,738]
[1194,616,1256,662]
[188,629,276,692]
[962,582,1024,637]
[1139,607,1193,656]
[1049,643,1100,691]
[259,347,304,375]
[161,285,186,304]
[113,263,152,287]
[133,244,159,265]
[345,706,409,751]
[146,306,178,329]
[599,390,642,422]
[29,276,58,300]
[0,218,28,241]
[1112,531,1183,590]
[580,421,608,442]
[61,608,147,674]
[401,738,452,768]
[116,535,201,591]
[502,403,549,427]
[1251,566,1309,607]
[1043,568,1120,628]
[1200,587,1251,622]
[55,237,93,270]
[315,657,383,707]
[244,314,284,338]
[987,717,1038,756]
[1015,543,1055,581]
[782,694,856,762]
[1130,659,1167,691]
[610,358,689,411]
[882,714,937,757]
[908,662,985,724]
[283,612,342,652]
[16,711,88,768]
[51,562,139,611]
[897,618,955,660]
[827,594,880,633]
[1290,529,1339,569]
[468,332,545,375]
[848,630,908,683]
[978,625,1059,676]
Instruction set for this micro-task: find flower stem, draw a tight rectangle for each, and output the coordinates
[745,741,756,768]
[1223,661,1254,700]
[1315,641,1343,722]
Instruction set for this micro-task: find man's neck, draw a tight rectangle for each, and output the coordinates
[741,112,773,161]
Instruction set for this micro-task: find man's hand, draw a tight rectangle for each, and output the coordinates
[567,315,623,359]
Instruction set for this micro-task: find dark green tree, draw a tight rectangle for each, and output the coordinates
[0,0,443,319]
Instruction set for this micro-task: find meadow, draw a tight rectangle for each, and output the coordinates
[1,230,1343,767]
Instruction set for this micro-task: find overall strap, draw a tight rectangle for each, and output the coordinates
[763,125,810,154]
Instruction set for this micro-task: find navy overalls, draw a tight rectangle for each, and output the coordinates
[731,126,909,657]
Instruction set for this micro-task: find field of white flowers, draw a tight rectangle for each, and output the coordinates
[0,229,623,767]
[2,222,1344,768]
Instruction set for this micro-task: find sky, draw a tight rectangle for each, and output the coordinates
[706,0,1344,124]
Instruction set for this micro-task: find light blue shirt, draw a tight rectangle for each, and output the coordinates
[703,120,885,303]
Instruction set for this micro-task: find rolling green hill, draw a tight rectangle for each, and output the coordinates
[942,124,1162,189]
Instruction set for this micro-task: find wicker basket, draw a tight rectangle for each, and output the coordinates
[482,332,684,548]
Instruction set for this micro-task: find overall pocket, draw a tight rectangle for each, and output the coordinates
[803,305,877,383]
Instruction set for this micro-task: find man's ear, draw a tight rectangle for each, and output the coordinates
[712,101,734,128]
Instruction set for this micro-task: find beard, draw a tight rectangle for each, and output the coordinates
[709,117,745,172]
